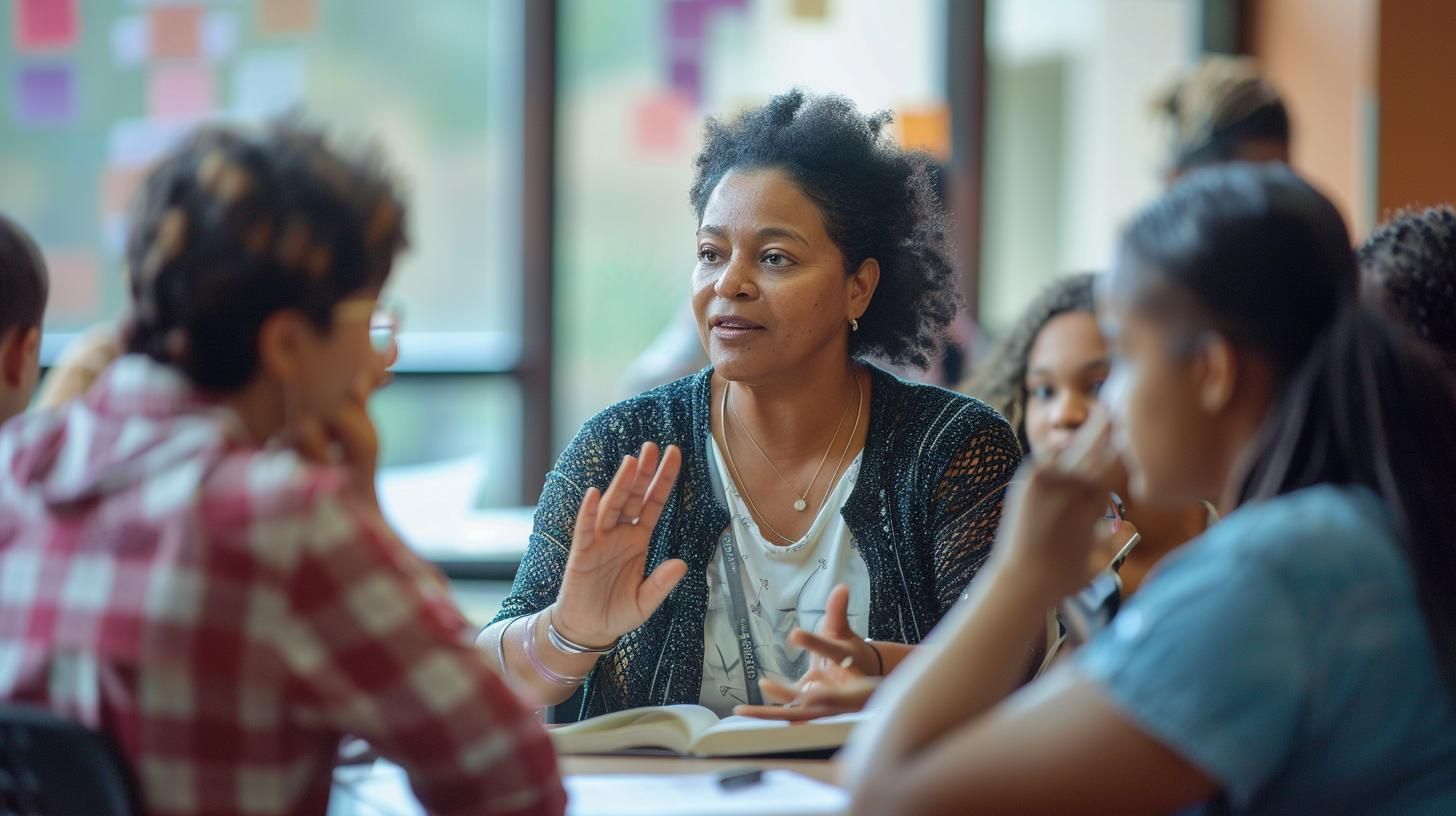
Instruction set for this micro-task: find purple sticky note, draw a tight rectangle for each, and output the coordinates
[669,59,700,106]
[668,0,705,41]
[13,63,75,126]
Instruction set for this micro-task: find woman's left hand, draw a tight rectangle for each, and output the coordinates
[734,584,885,721]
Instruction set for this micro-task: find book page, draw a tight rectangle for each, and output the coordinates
[690,711,870,757]
[551,705,722,755]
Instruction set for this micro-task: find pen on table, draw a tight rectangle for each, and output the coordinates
[716,767,764,790]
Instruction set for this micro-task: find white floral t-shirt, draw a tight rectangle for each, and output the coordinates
[699,437,870,716]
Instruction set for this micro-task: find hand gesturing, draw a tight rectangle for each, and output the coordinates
[551,442,688,649]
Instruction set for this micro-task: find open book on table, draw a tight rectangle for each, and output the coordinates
[549,705,868,757]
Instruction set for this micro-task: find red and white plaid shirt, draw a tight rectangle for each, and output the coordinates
[0,355,564,816]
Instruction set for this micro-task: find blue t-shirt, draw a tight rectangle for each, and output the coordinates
[1076,484,1456,814]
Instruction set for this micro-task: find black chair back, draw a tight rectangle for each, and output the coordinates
[0,704,139,816]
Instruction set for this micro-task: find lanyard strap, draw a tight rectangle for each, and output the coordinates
[717,529,765,706]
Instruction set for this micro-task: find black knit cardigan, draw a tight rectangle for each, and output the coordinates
[491,365,1022,719]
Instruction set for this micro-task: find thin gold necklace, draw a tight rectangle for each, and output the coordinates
[727,379,852,512]
[720,373,864,545]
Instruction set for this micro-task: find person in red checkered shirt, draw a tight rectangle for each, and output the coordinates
[0,122,565,816]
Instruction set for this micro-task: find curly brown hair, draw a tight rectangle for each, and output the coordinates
[126,120,407,392]
[963,273,1098,453]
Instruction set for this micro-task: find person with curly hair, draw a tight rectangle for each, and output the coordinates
[481,90,1022,722]
[0,122,566,816]
[1359,205,1456,374]
[966,274,1210,597]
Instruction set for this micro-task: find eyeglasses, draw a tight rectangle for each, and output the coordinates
[370,301,402,363]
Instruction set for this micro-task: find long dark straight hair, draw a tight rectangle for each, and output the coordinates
[1115,163,1456,692]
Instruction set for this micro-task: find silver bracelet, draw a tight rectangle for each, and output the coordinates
[524,611,590,686]
[546,608,619,655]
[494,614,524,674]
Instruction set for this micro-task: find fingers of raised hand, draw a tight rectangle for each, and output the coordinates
[818,584,855,639]
[616,443,661,525]
[789,629,864,675]
[597,453,644,534]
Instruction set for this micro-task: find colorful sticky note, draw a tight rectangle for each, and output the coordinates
[110,16,149,68]
[100,165,150,219]
[148,5,203,60]
[42,249,100,318]
[202,11,240,61]
[148,65,214,121]
[669,60,701,106]
[230,51,306,120]
[896,105,952,162]
[14,0,79,52]
[259,0,317,35]
[668,0,706,41]
[632,91,693,157]
[12,64,76,127]
[790,0,830,20]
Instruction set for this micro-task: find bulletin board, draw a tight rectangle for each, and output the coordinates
[1,0,498,338]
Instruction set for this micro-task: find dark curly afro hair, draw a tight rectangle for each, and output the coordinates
[689,89,956,370]
[1359,205,1456,374]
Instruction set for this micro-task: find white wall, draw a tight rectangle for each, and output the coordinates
[980,0,1198,333]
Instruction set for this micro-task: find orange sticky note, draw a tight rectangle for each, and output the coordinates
[149,5,203,60]
[259,0,317,35]
[790,0,830,21]
[896,105,952,162]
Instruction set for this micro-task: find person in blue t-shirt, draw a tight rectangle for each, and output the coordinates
[840,163,1456,815]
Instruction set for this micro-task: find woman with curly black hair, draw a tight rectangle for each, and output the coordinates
[966,274,1209,597]
[481,90,1022,722]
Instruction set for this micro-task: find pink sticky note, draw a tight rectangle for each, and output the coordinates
[149,5,203,60]
[42,249,99,318]
[632,91,693,157]
[14,0,78,52]
[12,64,76,127]
[148,65,214,122]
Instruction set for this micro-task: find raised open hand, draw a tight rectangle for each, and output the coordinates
[551,442,688,649]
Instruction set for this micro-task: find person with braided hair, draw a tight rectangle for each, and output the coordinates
[0,121,566,816]
[481,90,1021,723]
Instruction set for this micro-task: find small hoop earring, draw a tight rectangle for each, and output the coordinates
[849,317,860,333]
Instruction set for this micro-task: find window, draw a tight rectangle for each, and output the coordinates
[979,0,1201,332]
[0,0,532,506]
[554,0,953,449]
